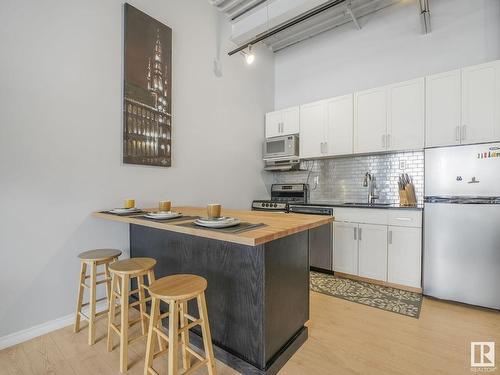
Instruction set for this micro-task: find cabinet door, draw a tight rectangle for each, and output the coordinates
[325,94,353,156]
[354,87,387,153]
[425,70,462,147]
[265,111,282,138]
[299,101,326,159]
[462,60,500,144]
[387,226,422,288]
[281,106,300,135]
[333,222,358,275]
[358,224,388,281]
[387,78,425,151]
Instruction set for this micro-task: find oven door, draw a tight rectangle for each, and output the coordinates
[263,135,298,159]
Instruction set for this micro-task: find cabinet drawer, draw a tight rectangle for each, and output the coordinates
[387,210,422,228]
[333,208,387,225]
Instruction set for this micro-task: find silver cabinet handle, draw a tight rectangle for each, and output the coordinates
[455,126,460,142]
[381,134,386,148]
[462,125,467,141]
[323,141,327,154]
[387,134,391,148]
[388,230,393,245]
[358,227,362,241]
[354,227,357,240]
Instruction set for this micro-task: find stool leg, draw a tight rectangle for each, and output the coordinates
[107,272,117,352]
[104,262,112,309]
[197,293,216,375]
[73,262,87,333]
[144,297,159,375]
[88,261,97,345]
[148,270,165,351]
[120,274,130,373]
[179,301,190,370]
[137,274,147,335]
[168,300,179,375]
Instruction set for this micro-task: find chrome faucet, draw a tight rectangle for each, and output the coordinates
[363,172,379,204]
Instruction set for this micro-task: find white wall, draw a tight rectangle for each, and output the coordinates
[0,0,274,338]
[275,0,500,108]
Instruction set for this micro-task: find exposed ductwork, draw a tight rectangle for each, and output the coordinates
[208,0,267,20]
[209,0,431,55]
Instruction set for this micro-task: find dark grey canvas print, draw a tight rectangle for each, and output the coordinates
[123,3,172,167]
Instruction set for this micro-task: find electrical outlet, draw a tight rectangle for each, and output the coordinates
[399,160,406,170]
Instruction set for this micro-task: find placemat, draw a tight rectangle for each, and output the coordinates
[134,215,199,223]
[175,221,267,234]
[100,210,146,217]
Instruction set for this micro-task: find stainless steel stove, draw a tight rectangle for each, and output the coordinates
[251,184,308,212]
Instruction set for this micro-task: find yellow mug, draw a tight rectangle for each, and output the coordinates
[207,203,221,218]
[124,199,135,209]
[159,200,171,212]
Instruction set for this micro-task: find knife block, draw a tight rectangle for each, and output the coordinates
[399,183,417,207]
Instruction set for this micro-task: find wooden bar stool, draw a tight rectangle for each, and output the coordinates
[144,274,217,375]
[107,257,159,373]
[74,248,121,345]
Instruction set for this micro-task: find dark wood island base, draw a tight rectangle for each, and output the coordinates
[130,224,310,375]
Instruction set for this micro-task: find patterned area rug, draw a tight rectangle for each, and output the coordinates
[310,271,422,318]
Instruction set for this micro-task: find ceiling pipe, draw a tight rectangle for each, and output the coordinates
[419,0,431,34]
[346,0,361,30]
[228,0,347,56]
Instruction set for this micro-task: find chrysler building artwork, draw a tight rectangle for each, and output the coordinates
[123,3,172,167]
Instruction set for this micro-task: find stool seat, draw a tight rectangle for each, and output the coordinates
[149,274,207,300]
[108,257,156,275]
[78,248,122,261]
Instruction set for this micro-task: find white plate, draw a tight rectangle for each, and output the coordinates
[197,216,235,223]
[194,219,241,228]
[144,212,182,220]
[109,207,141,214]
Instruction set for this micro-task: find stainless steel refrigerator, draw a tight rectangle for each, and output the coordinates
[424,142,500,309]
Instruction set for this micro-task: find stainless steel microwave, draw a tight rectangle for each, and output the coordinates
[263,135,299,160]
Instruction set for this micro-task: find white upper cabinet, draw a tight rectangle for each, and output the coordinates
[265,106,299,138]
[425,70,462,147]
[299,100,326,159]
[354,87,387,153]
[462,60,500,144]
[387,78,425,151]
[325,94,354,156]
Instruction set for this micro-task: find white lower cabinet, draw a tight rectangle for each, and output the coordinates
[387,226,422,288]
[358,224,388,281]
[333,222,358,275]
[332,208,422,289]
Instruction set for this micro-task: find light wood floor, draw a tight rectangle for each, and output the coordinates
[1,293,499,374]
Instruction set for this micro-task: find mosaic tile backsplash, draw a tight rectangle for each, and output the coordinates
[272,151,424,205]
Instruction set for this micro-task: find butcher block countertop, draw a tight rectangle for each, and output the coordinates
[93,206,333,246]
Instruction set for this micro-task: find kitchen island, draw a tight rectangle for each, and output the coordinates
[93,207,333,375]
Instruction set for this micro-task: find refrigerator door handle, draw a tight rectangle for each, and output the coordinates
[455,126,460,142]
[353,227,357,240]
[462,125,467,140]
[388,230,392,245]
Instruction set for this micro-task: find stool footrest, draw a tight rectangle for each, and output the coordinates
[184,313,198,322]
[128,334,146,345]
[179,319,202,334]
[183,358,209,375]
[130,297,152,308]
[82,296,108,308]
[85,271,106,279]
[152,347,169,360]
[185,344,205,362]
[153,327,170,344]
[96,278,111,285]
[147,367,160,375]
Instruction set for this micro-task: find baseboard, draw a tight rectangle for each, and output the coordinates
[0,300,108,351]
